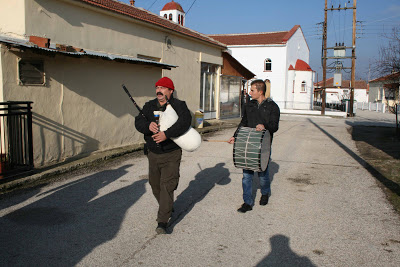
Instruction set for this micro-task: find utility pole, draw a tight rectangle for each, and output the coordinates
[322,0,328,115]
[349,0,357,117]
[322,0,357,116]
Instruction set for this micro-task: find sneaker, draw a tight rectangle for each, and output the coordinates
[237,203,252,213]
[156,222,167,234]
[260,195,269,206]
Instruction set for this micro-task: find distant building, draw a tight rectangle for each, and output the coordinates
[368,72,400,109]
[314,78,368,103]
[209,26,315,110]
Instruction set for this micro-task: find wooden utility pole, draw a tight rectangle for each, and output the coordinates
[349,0,357,117]
[322,0,328,115]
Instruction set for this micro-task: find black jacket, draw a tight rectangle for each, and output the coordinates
[135,95,192,154]
[235,98,280,141]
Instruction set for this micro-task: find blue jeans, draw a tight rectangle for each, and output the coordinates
[242,164,271,206]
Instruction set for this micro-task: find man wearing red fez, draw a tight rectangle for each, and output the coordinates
[135,76,191,234]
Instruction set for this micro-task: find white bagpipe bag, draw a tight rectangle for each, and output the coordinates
[158,104,201,152]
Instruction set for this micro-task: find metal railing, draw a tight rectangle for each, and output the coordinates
[313,101,346,112]
[0,101,34,178]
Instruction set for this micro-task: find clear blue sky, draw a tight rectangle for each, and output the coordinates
[122,0,400,81]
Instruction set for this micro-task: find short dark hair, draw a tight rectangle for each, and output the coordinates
[250,79,266,94]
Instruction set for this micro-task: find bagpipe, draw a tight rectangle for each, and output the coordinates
[122,84,201,152]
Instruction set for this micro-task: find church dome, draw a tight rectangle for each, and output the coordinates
[294,59,312,71]
[161,1,184,12]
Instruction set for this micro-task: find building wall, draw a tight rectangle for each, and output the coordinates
[229,45,287,101]
[0,0,224,165]
[1,48,161,165]
[293,70,314,109]
[0,0,26,38]
[286,29,310,68]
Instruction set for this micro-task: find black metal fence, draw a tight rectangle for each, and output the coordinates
[0,101,34,178]
[313,101,346,112]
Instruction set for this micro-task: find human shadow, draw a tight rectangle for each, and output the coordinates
[169,163,231,232]
[0,164,147,267]
[251,161,280,201]
[255,234,317,267]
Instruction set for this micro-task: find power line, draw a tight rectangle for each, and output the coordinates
[185,0,197,16]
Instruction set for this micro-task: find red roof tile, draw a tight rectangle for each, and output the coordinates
[369,72,400,82]
[74,0,225,48]
[162,1,184,12]
[208,25,301,46]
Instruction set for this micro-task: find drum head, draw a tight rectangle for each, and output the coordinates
[260,130,271,171]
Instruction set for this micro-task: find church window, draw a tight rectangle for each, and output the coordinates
[265,58,272,71]
[178,15,181,24]
[169,14,172,20]
[181,16,184,25]
[164,14,167,19]
[301,81,307,92]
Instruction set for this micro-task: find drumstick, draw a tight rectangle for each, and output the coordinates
[203,139,229,143]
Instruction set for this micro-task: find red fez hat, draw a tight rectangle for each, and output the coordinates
[155,77,175,90]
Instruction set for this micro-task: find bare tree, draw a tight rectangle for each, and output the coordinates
[374,27,400,77]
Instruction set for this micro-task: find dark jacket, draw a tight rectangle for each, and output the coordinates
[235,98,280,141]
[135,95,192,154]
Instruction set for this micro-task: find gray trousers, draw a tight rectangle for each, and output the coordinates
[147,149,182,223]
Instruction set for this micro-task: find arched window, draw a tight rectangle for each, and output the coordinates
[178,14,181,24]
[301,81,307,92]
[265,58,272,71]
[164,14,167,19]
[169,14,172,20]
[181,16,184,25]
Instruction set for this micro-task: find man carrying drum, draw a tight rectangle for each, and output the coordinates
[228,79,280,213]
[135,77,192,234]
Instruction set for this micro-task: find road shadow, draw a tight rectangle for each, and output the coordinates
[255,234,317,267]
[309,119,400,197]
[0,164,147,267]
[252,160,280,201]
[349,124,400,160]
[169,163,231,232]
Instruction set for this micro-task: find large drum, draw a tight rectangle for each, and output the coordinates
[233,127,271,172]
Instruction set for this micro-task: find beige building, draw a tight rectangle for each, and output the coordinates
[0,0,226,167]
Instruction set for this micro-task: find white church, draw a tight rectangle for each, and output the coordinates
[210,26,315,110]
[158,1,315,111]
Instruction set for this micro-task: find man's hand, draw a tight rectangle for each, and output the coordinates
[228,137,235,144]
[255,124,265,131]
[152,131,167,143]
[149,122,159,134]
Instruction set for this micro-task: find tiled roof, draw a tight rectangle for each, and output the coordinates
[369,72,400,83]
[162,1,184,12]
[208,25,301,46]
[74,0,225,48]
[315,77,368,89]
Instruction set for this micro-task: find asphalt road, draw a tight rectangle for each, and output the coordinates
[1,113,400,266]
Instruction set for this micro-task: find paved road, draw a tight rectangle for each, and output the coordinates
[1,113,400,266]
